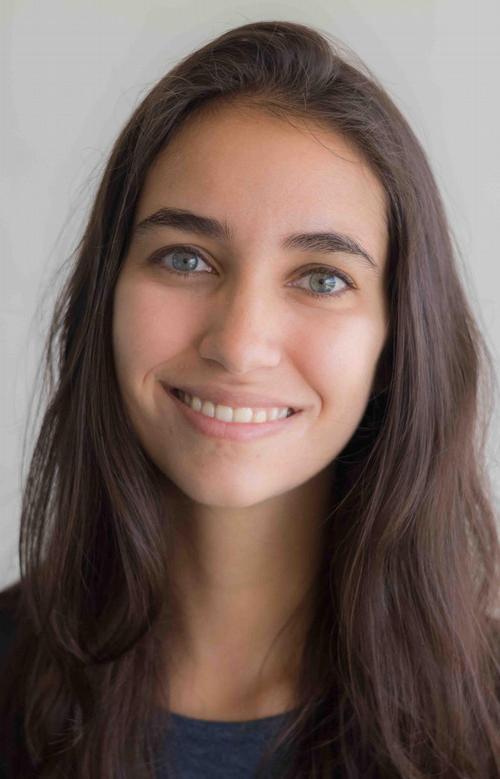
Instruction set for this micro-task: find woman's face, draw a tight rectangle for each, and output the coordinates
[112,105,389,508]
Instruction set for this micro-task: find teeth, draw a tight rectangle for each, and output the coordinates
[177,391,293,423]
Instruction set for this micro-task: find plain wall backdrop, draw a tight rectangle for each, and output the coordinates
[1,0,499,588]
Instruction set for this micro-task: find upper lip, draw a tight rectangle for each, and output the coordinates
[161,381,302,411]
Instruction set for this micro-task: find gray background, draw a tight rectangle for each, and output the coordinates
[1,0,499,588]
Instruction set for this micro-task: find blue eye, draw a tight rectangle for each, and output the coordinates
[149,244,355,300]
[296,267,352,299]
[155,246,213,275]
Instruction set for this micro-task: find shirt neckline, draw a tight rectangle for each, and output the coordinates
[167,706,299,727]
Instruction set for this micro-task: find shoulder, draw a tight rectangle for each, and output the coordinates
[0,581,23,667]
[0,582,26,778]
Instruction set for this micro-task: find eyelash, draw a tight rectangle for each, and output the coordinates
[148,244,356,300]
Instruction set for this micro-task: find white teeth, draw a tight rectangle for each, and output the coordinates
[178,391,292,423]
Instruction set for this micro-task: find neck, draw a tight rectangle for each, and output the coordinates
[157,467,334,719]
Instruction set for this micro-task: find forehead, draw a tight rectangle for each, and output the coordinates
[136,104,388,261]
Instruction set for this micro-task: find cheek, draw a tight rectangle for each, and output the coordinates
[302,313,385,406]
[112,279,198,382]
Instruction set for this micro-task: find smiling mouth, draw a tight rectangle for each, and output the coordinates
[170,387,298,422]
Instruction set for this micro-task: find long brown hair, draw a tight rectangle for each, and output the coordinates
[1,19,499,778]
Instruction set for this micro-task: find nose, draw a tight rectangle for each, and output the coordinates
[198,277,282,375]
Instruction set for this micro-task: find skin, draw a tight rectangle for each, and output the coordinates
[112,103,389,721]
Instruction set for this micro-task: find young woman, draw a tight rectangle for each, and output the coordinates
[0,18,499,779]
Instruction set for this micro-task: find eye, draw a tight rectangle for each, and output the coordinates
[292,266,354,300]
[148,245,356,300]
[149,245,213,276]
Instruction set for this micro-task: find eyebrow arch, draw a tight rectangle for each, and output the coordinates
[133,206,378,269]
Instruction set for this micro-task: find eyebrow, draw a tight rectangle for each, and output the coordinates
[133,207,378,270]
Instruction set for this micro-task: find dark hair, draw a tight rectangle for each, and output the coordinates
[1,18,499,778]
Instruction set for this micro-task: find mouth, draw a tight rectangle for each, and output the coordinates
[163,383,304,442]
[169,387,299,419]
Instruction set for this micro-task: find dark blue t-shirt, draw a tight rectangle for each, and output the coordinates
[157,708,295,778]
[0,597,295,778]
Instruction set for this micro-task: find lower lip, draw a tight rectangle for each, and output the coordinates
[164,385,303,442]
